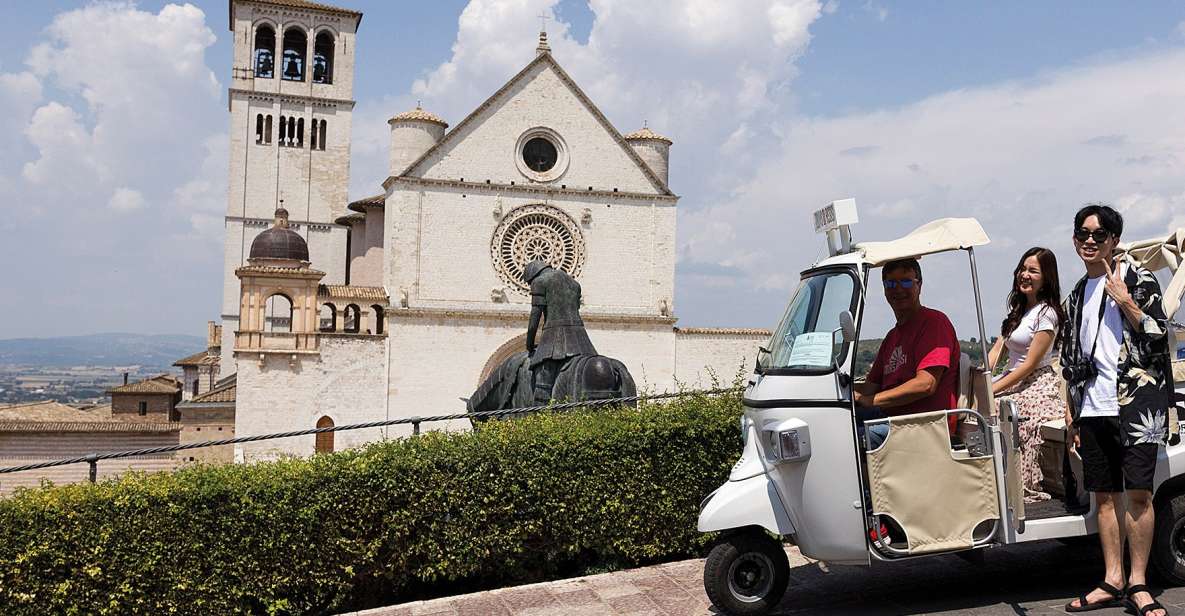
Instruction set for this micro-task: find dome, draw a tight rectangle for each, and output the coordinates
[623,126,672,145]
[388,106,448,128]
[249,208,309,262]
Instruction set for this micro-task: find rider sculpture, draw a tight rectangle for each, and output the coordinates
[467,260,636,423]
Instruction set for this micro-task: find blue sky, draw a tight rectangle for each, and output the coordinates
[2,1,1184,341]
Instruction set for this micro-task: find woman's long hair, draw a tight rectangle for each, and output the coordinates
[1001,247,1065,338]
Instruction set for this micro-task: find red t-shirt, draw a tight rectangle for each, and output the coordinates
[867,307,960,417]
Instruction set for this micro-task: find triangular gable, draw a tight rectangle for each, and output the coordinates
[397,53,673,197]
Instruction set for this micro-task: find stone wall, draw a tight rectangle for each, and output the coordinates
[235,334,388,461]
[0,431,180,496]
[674,329,769,388]
[111,392,178,422]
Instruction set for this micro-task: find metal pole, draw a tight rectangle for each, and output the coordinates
[86,453,98,483]
[411,417,421,436]
[967,248,991,366]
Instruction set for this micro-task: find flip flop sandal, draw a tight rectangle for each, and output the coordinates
[1065,581,1124,612]
[1125,584,1171,616]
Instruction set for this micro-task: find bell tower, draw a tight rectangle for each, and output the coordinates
[220,0,362,370]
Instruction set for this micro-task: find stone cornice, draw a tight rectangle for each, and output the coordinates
[675,327,771,337]
[228,87,356,110]
[389,306,678,326]
[226,215,343,231]
[382,176,678,204]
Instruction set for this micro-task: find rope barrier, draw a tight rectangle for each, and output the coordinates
[0,387,740,478]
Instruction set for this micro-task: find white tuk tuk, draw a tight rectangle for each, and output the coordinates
[697,200,1185,615]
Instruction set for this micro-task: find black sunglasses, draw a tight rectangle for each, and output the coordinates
[882,279,918,290]
[1073,228,1112,243]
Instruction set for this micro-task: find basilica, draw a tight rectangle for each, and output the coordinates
[208,0,766,461]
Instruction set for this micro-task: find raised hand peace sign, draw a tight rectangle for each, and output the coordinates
[1102,258,1132,305]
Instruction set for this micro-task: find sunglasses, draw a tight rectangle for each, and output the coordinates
[882,279,918,290]
[1073,228,1112,243]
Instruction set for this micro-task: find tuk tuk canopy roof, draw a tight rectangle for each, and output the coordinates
[1119,229,1185,316]
[854,218,991,267]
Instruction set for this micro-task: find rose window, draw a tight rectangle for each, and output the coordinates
[491,204,585,293]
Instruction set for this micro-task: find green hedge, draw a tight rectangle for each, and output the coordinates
[0,390,742,615]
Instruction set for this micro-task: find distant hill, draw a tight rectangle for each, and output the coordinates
[0,333,207,367]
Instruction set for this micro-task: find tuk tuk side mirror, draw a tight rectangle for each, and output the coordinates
[838,310,856,344]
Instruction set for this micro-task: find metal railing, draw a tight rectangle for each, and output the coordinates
[0,387,739,483]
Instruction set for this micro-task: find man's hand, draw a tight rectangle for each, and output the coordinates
[854,390,873,407]
[1103,258,1133,306]
[1066,414,1079,449]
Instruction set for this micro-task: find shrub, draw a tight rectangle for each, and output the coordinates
[0,390,742,615]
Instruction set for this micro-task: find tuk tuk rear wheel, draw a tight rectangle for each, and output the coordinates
[1152,491,1185,585]
[703,529,790,615]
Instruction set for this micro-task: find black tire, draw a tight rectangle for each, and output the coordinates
[703,529,790,616]
[1153,492,1185,585]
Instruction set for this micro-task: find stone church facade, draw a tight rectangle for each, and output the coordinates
[220,0,766,461]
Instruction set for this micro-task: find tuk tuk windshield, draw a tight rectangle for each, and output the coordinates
[758,269,857,374]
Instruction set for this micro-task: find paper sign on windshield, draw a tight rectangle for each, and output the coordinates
[787,332,834,367]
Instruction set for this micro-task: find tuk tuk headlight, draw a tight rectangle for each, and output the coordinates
[762,419,811,463]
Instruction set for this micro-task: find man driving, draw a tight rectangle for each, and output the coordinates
[853,258,961,449]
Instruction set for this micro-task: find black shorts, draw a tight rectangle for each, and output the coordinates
[1076,416,1158,492]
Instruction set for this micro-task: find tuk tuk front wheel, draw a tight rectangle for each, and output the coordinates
[1152,491,1185,585]
[703,529,790,615]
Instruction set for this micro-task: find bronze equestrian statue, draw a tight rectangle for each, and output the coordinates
[467,260,636,423]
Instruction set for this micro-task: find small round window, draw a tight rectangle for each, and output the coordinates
[523,137,558,172]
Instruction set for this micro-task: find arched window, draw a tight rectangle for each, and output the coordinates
[191,380,199,397]
[255,114,264,144]
[310,119,318,150]
[281,28,307,81]
[265,115,273,144]
[254,25,275,78]
[278,116,287,147]
[318,119,327,150]
[315,416,334,453]
[296,118,304,148]
[371,305,384,335]
[264,293,293,333]
[313,31,334,84]
[319,302,337,332]
[343,304,361,333]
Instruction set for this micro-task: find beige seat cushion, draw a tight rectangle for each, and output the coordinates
[867,410,1000,554]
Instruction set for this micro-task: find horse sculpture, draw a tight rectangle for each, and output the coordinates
[466,260,637,425]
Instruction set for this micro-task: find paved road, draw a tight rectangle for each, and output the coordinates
[348,540,1184,615]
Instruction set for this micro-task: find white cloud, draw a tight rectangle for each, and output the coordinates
[21,2,220,200]
[683,47,1185,332]
[0,3,225,337]
[108,187,145,212]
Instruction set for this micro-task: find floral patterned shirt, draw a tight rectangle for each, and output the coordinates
[1059,257,1172,445]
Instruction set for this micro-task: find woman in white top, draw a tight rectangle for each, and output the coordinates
[987,247,1066,502]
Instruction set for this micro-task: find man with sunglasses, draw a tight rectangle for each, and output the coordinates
[854,258,960,449]
[1061,204,1171,615]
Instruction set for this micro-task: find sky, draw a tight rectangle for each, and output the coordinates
[1,1,1184,341]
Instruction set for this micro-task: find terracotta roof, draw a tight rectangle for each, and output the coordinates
[107,374,181,395]
[318,284,389,301]
[392,53,674,196]
[174,350,208,366]
[173,350,218,367]
[623,127,672,144]
[230,0,362,31]
[347,194,385,214]
[388,107,448,127]
[0,421,181,433]
[335,212,366,225]
[0,400,113,423]
[190,380,237,405]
